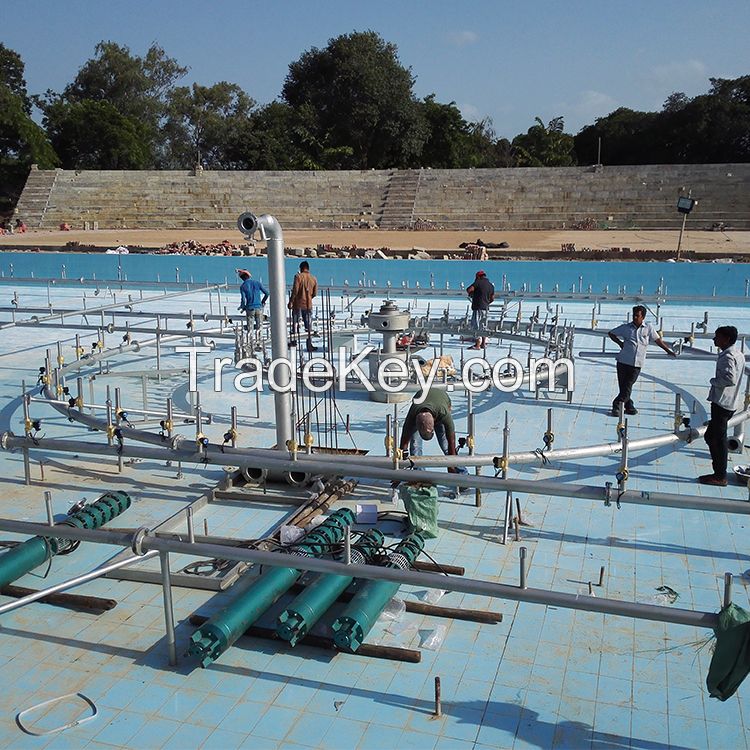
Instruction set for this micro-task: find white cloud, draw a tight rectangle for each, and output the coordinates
[459,103,482,122]
[558,90,619,132]
[446,30,478,47]
[642,59,708,95]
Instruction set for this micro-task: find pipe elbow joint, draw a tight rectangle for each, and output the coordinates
[237,212,282,242]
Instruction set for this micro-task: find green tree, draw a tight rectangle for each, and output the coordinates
[59,41,187,123]
[464,117,516,167]
[37,41,187,167]
[574,76,750,164]
[224,102,342,170]
[0,44,58,212]
[282,30,427,169]
[680,76,750,162]
[512,117,576,167]
[419,96,472,168]
[43,99,150,169]
[0,43,29,110]
[574,108,659,165]
[163,82,255,168]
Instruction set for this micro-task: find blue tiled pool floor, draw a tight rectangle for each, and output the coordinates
[0,282,748,749]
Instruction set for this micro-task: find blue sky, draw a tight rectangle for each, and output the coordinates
[4,0,749,138]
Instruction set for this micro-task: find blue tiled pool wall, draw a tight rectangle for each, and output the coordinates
[0,252,748,299]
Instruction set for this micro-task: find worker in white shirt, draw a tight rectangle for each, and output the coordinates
[700,325,746,486]
[607,305,676,416]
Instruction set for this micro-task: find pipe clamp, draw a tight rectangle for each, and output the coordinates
[131,526,150,556]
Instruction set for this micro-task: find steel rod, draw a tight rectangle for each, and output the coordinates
[160,551,177,666]
[0,516,721,629]
[0,584,117,612]
[0,550,157,616]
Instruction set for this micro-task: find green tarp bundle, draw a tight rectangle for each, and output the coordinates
[399,484,439,539]
[706,602,750,701]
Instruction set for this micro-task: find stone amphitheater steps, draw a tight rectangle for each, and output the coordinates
[13,169,58,228]
[379,169,421,229]
[14,164,750,231]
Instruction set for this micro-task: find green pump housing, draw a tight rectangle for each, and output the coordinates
[332,532,424,653]
[0,491,132,590]
[189,508,355,668]
[277,528,385,647]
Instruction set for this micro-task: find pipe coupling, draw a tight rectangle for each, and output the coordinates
[131,526,150,556]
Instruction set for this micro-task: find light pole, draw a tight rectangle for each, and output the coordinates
[676,191,697,261]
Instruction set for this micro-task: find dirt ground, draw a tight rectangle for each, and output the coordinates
[1,227,748,257]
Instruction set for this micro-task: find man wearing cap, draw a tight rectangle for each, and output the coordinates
[399,388,468,476]
[237,269,269,332]
[466,270,495,350]
[608,305,676,416]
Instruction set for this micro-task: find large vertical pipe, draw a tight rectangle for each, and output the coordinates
[238,212,292,449]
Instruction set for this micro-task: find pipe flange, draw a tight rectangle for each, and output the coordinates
[131,526,150,556]
[1,431,13,450]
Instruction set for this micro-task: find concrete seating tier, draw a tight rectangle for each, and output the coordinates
[14,164,750,231]
[413,165,750,230]
[17,170,388,231]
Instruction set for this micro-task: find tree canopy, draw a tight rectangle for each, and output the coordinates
[512,117,576,167]
[282,31,428,169]
[163,82,255,168]
[1,34,748,212]
[574,76,750,165]
[0,43,57,211]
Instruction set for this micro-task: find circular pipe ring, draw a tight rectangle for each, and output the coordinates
[131,526,150,556]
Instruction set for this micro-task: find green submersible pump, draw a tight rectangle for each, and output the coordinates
[189,508,355,667]
[276,528,385,647]
[332,532,424,652]
[0,491,132,589]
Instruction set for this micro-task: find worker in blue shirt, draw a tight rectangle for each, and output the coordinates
[237,269,269,331]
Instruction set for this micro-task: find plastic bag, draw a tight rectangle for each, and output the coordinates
[384,620,419,645]
[304,515,326,532]
[640,585,679,605]
[418,589,446,605]
[378,597,406,622]
[400,484,439,539]
[280,525,304,545]
[421,624,447,651]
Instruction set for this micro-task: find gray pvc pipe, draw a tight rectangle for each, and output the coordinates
[254,213,292,449]
[4,434,748,517]
[0,515,719,629]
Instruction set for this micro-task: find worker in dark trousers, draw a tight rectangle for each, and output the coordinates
[466,270,495,349]
[398,388,468,477]
[700,325,745,486]
[288,261,318,351]
[608,305,676,416]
